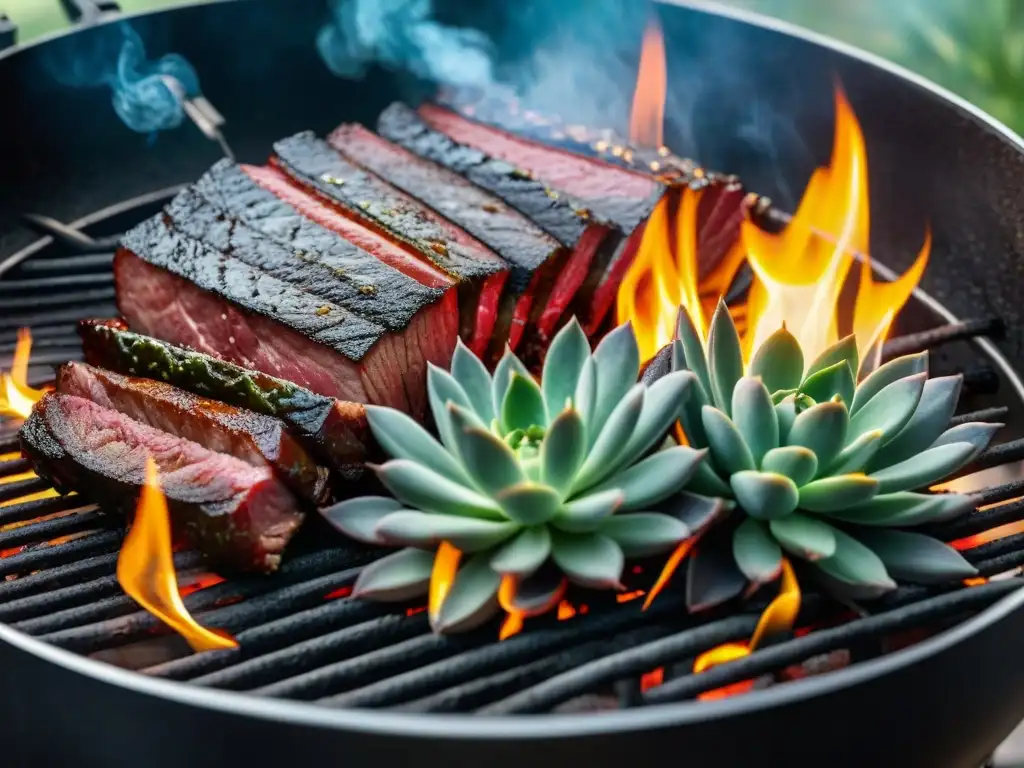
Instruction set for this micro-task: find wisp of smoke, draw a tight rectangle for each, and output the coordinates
[45,22,199,134]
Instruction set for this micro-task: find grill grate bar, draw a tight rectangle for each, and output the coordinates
[0,325,79,344]
[0,274,113,292]
[951,406,1011,426]
[931,497,1024,541]
[0,493,88,527]
[0,477,51,504]
[0,304,117,331]
[0,349,83,368]
[962,533,1024,564]
[955,438,1024,480]
[0,288,116,312]
[0,508,104,551]
[881,317,1005,359]
[16,253,114,274]
[0,457,30,476]
[0,530,122,578]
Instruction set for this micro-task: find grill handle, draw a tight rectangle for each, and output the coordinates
[58,0,121,25]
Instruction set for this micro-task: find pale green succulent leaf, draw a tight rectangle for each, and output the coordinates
[730,470,799,520]
[868,441,977,494]
[585,446,706,511]
[732,376,779,465]
[805,334,858,381]
[506,568,568,615]
[450,420,526,500]
[822,491,974,527]
[600,512,691,558]
[427,363,473,456]
[769,513,837,560]
[850,351,928,415]
[799,360,855,409]
[815,528,896,594]
[828,430,884,476]
[495,481,562,525]
[848,372,927,445]
[555,489,624,533]
[542,318,590,419]
[733,517,783,583]
[434,553,501,634]
[675,307,712,397]
[540,407,587,496]
[571,384,645,493]
[489,526,552,577]
[501,372,547,434]
[588,322,641,444]
[613,370,694,474]
[574,356,597,427]
[687,459,733,497]
[366,405,471,484]
[702,405,756,474]
[786,400,849,469]
[374,510,518,552]
[871,375,962,469]
[550,531,625,589]
[851,528,978,584]
[798,474,879,512]
[748,326,804,394]
[707,299,744,415]
[374,459,505,520]
[930,422,1001,459]
[678,364,710,449]
[775,395,798,443]
[450,337,495,424]
[656,491,730,533]
[351,547,434,602]
[320,496,405,545]
[491,347,532,421]
[761,446,818,486]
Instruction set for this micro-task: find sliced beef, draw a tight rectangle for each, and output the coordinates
[271,132,509,353]
[20,393,303,573]
[57,361,329,505]
[115,216,458,420]
[78,319,370,481]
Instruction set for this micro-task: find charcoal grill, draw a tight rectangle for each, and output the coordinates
[4,1,1024,766]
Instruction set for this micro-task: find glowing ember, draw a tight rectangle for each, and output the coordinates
[116,457,237,653]
[629,17,666,149]
[642,536,696,610]
[498,574,525,640]
[428,540,461,625]
[0,329,46,420]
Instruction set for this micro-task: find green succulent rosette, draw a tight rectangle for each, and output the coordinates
[322,319,725,634]
[669,300,1000,603]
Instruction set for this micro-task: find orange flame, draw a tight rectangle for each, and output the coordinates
[116,457,237,653]
[1,329,46,419]
[629,17,666,148]
[428,540,461,625]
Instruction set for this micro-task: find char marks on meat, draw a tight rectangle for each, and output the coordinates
[20,393,303,572]
[57,361,329,504]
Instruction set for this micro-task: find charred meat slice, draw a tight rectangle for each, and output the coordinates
[57,361,330,505]
[116,217,458,419]
[20,393,303,573]
[78,319,370,480]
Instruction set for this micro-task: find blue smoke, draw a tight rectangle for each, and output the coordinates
[46,22,200,134]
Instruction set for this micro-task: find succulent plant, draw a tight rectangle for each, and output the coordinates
[663,300,1000,604]
[322,319,726,633]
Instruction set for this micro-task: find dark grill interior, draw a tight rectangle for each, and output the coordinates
[2,189,1024,716]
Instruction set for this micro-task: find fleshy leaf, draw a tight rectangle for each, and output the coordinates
[351,547,434,601]
[707,299,744,415]
[930,422,1001,459]
[775,396,798,444]
[550,531,625,589]
[491,348,532,421]
[495,482,562,526]
[612,371,693,474]
[822,491,974,527]
[815,528,896,595]
[748,326,804,394]
[320,496,404,545]
[501,373,548,434]
[541,408,587,496]
[589,322,641,443]
[542,318,590,418]
[374,510,519,552]
[869,375,962,470]
[427,363,473,456]
[702,405,756,474]
[732,517,783,583]
[828,430,883,476]
[761,446,818,486]
[574,356,597,427]
[799,361,855,409]
[450,409,526,496]
[374,459,505,520]
[851,528,978,583]
[555,489,624,533]
[655,491,730,534]
[850,352,928,415]
[601,512,690,557]
[798,475,880,513]
[450,338,495,424]
[571,384,645,493]
[365,406,470,484]
[585,446,706,511]
[868,442,977,494]
[687,536,748,611]
[677,358,709,449]
[675,306,712,398]
[786,400,849,469]
[805,334,858,381]
[506,567,568,616]
[490,526,552,577]
[730,470,799,520]
[732,377,779,465]
[848,372,927,445]
[433,553,502,634]
[769,514,837,560]
[687,460,733,497]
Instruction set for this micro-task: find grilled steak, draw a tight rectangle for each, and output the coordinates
[78,319,370,481]
[115,216,458,419]
[20,393,303,572]
[57,361,329,505]
[270,132,509,353]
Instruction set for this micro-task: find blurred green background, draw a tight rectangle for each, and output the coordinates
[8,0,1024,133]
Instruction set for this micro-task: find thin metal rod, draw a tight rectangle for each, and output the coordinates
[0,477,49,504]
[0,530,121,578]
[0,508,105,551]
[950,407,1010,427]
[882,317,1005,360]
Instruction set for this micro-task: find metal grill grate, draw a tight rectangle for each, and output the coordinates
[2,192,1024,715]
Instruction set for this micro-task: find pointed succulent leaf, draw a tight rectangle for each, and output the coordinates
[850,352,928,415]
[320,496,405,545]
[451,410,526,496]
[654,491,730,534]
[433,553,502,634]
[851,529,978,583]
[799,360,855,409]
[870,375,962,469]
[678,373,709,449]
[798,475,879,512]
[761,446,818,486]
[541,408,587,496]
[507,567,568,616]
[787,400,849,469]
[555,489,624,533]
[772,388,799,406]
[574,356,597,426]
[869,442,977,494]
[930,422,1001,459]
[732,517,783,583]
[702,405,756,474]
[675,307,712,397]
[571,384,645,493]
[374,510,519,552]
[366,406,470,484]
[588,446,706,511]
[641,342,673,387]
[489,526,552,577]
[687,536,749,612]
[351,547,434,602]
[613,371,694,474]
[550,531,625,589]
[491,348,532,421]
[848,372,927,445]
[748,326,804,394]
[775,395,798,443]
[730,470,799,520]
[588,322,641,444]
[542,318,590,418]
[495,482,562,525]
[707,299,744,415]
[601,512,690,558]
[732,376,779,466]
[501,373,548,434]
[428,363,473,455]
[374,459,505,520]
[769,513,837,560]
[823,491,974,527]
[687,459,733,497]
[450,338,495,424]
[828,430,883,476]
[805,334,858,381]
[815,528,896,594]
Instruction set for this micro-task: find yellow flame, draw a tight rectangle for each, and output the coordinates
[116,457,238,653]
[498,574,525,641]
[1,329,46,419]
[428,540,461,624]
[642,536,697,610]
[629,17,666,149]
